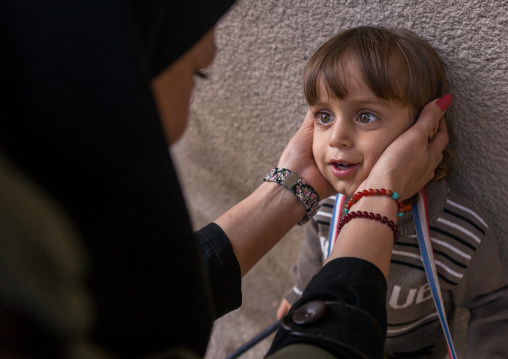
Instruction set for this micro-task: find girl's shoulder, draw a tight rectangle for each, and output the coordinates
[422,179,490,286]
[425,178,489,234]
[392,179,490,288]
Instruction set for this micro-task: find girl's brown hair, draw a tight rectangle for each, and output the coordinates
[304,26,454,182]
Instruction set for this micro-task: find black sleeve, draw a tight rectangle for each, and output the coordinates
[268,257,387,359]
[195,223,242,319]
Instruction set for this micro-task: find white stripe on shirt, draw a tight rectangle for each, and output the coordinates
[395,244,464,278]
[392,250,422,261]
[316,210,332,218]
[407,234,472,260]
[430,237,472,260]
[437,217,481,243]
[435,260,463,278]
[447,199,488,228]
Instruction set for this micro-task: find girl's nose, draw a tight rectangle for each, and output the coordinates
[329,117,353,149]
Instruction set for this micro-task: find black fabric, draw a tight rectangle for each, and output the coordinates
[195,223,242,318]
[126,0,237,76]
[268,258,388,359]
[0,0,231,356]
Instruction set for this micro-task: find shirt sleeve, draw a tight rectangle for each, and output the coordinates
[451,230,508,358]
[268,257,388,359]
[195,223,242,319]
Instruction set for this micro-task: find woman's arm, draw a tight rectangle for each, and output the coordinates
[214,111,331,277]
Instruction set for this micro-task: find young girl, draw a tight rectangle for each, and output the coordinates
[278,26,508,358]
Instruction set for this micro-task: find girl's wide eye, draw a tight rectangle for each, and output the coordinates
[357,112,379,124]
[317,112,334,125]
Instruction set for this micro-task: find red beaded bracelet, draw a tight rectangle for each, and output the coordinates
[345,188,405,218]
[337,210,400,244]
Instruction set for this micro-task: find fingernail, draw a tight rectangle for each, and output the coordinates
[436,94,453,112]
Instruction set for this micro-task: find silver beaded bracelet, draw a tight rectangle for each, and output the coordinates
[263,168,320,225]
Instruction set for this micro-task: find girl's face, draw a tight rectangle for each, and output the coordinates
[312,61,411,197]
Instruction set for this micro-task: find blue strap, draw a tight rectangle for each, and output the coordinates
[327,193,345,258]
[413,189,457,359]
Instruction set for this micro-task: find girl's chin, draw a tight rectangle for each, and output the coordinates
[332,186,355,197]
[330,179,365,197]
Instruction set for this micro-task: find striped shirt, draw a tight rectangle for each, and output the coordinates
[285,179,508,358]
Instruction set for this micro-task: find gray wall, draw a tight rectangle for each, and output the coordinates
[173,0,508,357]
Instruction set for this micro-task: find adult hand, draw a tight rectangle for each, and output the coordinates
[277,110,336,199]
[276,298,291,320]
[360,96,451,200]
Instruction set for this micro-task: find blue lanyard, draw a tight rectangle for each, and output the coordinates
[413,189,457,359]
[327,193,345,258]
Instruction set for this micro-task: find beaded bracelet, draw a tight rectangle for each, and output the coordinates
[345,188,405,218]
[263,168,319,225]
[338,210,400,244]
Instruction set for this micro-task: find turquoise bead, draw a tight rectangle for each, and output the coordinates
[397,212,403,217]
[392,192,399,200]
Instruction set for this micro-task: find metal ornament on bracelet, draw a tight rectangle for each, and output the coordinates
[263,168,320,225]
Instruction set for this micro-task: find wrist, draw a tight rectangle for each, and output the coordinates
[263,168,320,225]
[346,188,405,220]
[279,164,335,200]
[348,196,398,222]
[259,181,307,225]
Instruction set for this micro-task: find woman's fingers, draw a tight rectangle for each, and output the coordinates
[415,94,452,141]
[277,110,335,199]
[361,95,452,200]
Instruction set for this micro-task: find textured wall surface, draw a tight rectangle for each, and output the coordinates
[172,0,508,357]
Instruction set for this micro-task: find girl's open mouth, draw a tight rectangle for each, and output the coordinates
[334,162,353,170]
[330,161,358,178]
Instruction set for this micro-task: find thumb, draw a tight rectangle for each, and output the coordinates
[301,109,315,132]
